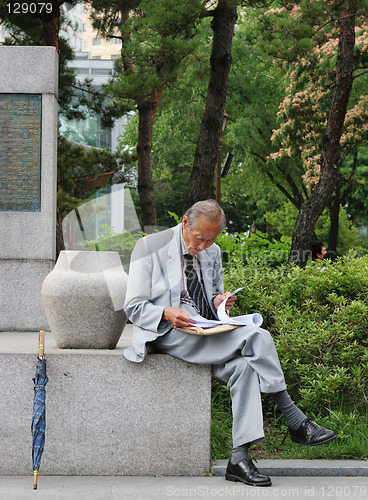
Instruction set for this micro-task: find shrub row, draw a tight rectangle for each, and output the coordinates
[224,253,368,416]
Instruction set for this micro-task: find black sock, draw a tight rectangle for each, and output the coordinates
[230,443,250,465]
[271,390,307,430]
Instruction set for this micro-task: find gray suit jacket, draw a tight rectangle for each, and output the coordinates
[123,223,224,362]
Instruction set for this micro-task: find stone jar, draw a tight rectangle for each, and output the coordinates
[41,251,128,349]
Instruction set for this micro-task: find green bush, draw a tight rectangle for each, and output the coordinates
[217,230,291,267]
[223,253,368,417]
[81,225,145,271]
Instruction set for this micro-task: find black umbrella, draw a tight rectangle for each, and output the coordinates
[31,331,48,489]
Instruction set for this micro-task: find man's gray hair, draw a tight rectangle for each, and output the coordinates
[183,199,226,230]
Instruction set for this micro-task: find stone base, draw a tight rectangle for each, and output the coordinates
[0,259,53,331]
[0,327,212,476]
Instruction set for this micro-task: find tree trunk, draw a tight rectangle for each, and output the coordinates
[120,9,136,74]
[288,5,356,266]
[137,90,163,228]
[185,0,237,210]
[117,6,160,228]
[56,207,64,259]
[41,0,60,50]
[328,190,340,252]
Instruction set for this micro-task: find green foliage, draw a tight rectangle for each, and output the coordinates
[57,189,81,220]
[226,12,284,165]
[80,225,145,270]
[112,3,368,240]
[211,380,232,460]
[341,147,368,228]
[57,137,120,217]
[224,254,368,417]
[265,201,360,255]
[167,211,182,225]
[261,3,368,195]
[216,230,291,267]
[116,15,213,225]
[252,407,368,459]
[210,253,368,459]
[93,0,205,104]
[154,167,192,227]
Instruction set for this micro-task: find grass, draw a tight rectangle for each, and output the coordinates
[211,379,368,461]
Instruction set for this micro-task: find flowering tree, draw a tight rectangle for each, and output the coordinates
[270,18,368,190]
[264,1,368,265]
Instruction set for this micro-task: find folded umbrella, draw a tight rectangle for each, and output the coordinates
[31,331,48,490]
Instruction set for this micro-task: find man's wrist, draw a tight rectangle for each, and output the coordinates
[162,307,169,321]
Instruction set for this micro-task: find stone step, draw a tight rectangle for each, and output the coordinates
[0,326,211,476]
[213,459,368,477]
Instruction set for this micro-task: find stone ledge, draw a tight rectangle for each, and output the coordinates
[213,459,368,477]
[0,327,211,476]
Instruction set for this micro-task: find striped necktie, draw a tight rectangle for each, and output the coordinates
[184,254,214,319]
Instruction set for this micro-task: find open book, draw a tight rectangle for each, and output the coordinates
[189,287,263,328]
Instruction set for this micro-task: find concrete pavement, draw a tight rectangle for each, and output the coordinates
[2,461,368,499]
[1,474,368,500]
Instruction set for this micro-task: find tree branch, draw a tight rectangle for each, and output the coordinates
[265,170,300,208]
[353,70,368,79]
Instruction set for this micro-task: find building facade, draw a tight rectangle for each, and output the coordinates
[61,2,122,60]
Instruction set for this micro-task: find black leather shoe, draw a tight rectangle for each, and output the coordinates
[225,459,272,487]
[289,418,337,446]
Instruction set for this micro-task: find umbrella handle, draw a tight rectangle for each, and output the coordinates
[38,330,45,358]
[33,471,38,489]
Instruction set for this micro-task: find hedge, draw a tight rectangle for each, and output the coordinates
[224,253,368,416]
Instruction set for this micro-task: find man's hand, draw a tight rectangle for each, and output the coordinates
[213,292,236,311]
[163,307,195,329]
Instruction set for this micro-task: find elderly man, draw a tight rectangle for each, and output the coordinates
[124,200,336,487]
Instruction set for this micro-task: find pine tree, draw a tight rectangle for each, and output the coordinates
[87,0,204,227]
[185,0,238,209]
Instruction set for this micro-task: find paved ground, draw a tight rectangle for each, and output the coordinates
[2,461,368,500]
[1,474,368,500]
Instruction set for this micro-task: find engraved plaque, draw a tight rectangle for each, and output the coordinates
[0,94,42,211]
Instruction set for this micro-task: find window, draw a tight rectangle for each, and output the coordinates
[92,38,102,46]
[111,54,121,60]
[92,56,101,60]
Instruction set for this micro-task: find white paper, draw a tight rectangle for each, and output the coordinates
[189,288,263,328]
[217,287,244,322]
[188,315,224,327]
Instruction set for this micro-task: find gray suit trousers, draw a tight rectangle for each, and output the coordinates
[152,321,287,447]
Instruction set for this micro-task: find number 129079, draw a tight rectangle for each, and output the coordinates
[6,2,53,15]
